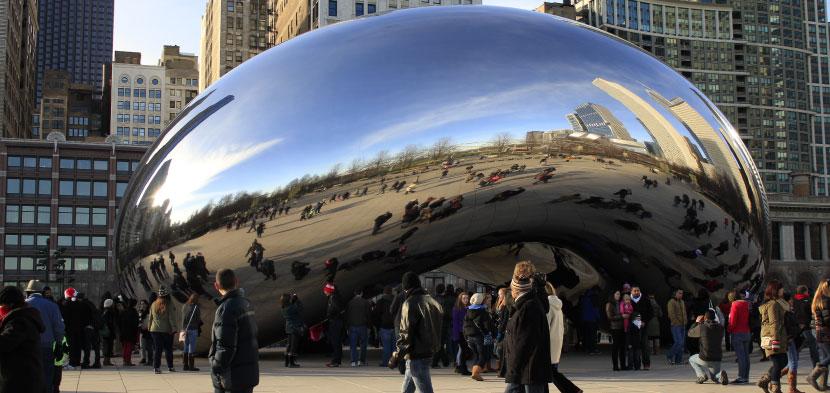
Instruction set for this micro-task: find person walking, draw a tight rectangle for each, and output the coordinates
[547,282,582,393]
[210,268,259,393]
[374,286,396,367]
[630,286,654,370]
[137,299,154,366]
[793,285,819,367]
[324,283,345,368]
[463,293,492,381]
[606,291,626,371]
[452,292,471,375]
[807,277,830,391]
[281,293,303,368]
[24,280,64,393]
[503,261,551,393]
[391,272,443,393]
[347,288,371,367]
[118,299,139,367]
[729,289,752,384]
[667,289,687,365]
[149,286,178,374]
[0,285,45,393]
[687,310,729,385]
[757,280,789,393]
[779,292,805,393]
[101,299,117,366]
[181,294,202,371]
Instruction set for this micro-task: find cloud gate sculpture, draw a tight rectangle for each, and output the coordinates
[115,6,769,350]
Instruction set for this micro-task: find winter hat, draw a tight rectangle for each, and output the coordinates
[402,272,421,291]
[158,286,170,297]
[64,287,77,300]
[470,293,485,305]
[323,282,336,295]
[622,283,631,292]
[103,299,114,308]
[0,305,10,321]
[0,286,25,306]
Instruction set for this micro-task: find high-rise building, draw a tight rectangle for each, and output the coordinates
[571,0,829,195]
[199,0,271,91]
[159,45,199,127]
[0,0,38,138]
[571,102,633,140]
[35,0,114,103]
[39,70,102,141]
[109,62,166,144]
[535,1,576,19]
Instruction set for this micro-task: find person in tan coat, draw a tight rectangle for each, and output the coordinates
[757,280,788,393]
[667,289,687,365]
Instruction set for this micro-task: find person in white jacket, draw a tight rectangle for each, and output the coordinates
[546,282,583,393]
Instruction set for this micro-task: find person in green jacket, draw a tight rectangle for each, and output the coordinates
[149,286,178,374]
[757,280,788,393]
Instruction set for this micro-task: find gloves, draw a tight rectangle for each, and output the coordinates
[388,352,399,369]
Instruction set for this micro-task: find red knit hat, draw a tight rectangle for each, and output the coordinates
[323,282,336,295]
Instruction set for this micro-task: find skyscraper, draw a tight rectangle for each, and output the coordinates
[0,0,38,138]
[572,102,633,140]
[572,0,827,195]
[35,0,114,103]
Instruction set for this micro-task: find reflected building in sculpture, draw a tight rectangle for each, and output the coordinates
[571,102,633,141]
[115,7,769,350]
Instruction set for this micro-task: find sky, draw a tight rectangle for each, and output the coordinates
[113,0,540,64]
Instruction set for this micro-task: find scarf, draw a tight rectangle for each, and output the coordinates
[468,304,485,310]
[631,295,642,303]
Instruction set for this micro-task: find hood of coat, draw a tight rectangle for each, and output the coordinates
[0,305,45,333]
[548,295,562,311]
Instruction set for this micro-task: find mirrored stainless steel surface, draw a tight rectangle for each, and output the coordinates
[115,6,769,350]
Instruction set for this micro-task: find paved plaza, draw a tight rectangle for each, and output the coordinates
[59,348,816,393]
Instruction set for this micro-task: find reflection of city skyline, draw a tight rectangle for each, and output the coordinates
[570,102,634,141]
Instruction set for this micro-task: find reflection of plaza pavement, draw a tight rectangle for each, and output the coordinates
[133,154,760,348]
[59,348,797,392]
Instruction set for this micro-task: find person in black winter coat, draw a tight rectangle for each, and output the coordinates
[629,286,654,370]
[119,300,140,366]
[101,299,118,366]
[324,283,345,367]
[209,269,259,393]
[463,292,493,381]
[0,285,45,393]
[626,312,644,370]
[504,262,551,393]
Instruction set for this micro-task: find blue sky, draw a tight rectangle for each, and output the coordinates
[114,0,543,64]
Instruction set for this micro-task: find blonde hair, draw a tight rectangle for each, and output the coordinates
[513,260,536,280]
[545,282,556,296]
[812,279,830,316]
[496,288,512,310]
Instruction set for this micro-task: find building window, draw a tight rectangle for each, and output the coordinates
[22,157,36,168]
[368,3,376,13]
[133,89,146,98]
[76,181,90,197]
[73,258,89,271]
[136,77,144,85]
[116,182,128,198]
[38,179,51,195]
[116,160,130,172]
[36,235,48,247]
[59,180,73,196]
[3,256,17,270]
[93,160,108,171]
[92,208,107,226]
[5,234,17,246]
[37,206,50,224]
[91,258,106,271]
[59,159,74,169]
[329,0,337,16]
[57,235,72,247]
[7,156,20,167]
[19,257,33,270]
[5,205,19,223]
[91,236,106,248]
[20,234,34,247]
[22,179,36,194]
[151,78,159,85]
[7,178,20,194]
[93,182,107,198]
[39,158,51,169]
[120,75,129,84]
[58,207,72,225]
[21,205,35,224]
[75,207,90,225]
[356,2,364,16]
[74,236,90,247]
[76,159,91,170]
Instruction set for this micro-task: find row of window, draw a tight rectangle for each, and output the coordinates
[3,256,106,272]
[7,156,52,169]
[169,77,198,87]
[68,117,89,126]
[7,157,137,172]
[116,88,162,98]
[119,75,160,86]
[117,101,163,112]
[116,114,162,124]
[6,179,127,198]
[116,127,162,138]
[4,234,108,248]
[67,129,89,138]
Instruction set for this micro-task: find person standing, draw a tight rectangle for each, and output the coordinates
[0,286,45,393]
[807,277,830,391]
[149,287,178,374]
[687,310,728,385]
[101,299,117,366]
[503,261,551,393]
[281,293,303,368]
[647,294,662,356]
[578,288,600,355]
[374,286,396,367]
[181,294,202,371]
[61,287,83,368]
[667,289,687,365]
[210,269,259,393]
[757,280,789,393]
[463,293,492,381]
[606,291,626,371]
[793,285,819,367]
[324,283,345,368]
[346,289,371,367]
[76,293,101,369]
[439,285,456,368]
[391,272,443,393]
[24,280,64,393]
[118,299,139,367]
[137,299,154,366]
[729,289,752,384]
[452,292,471,375]
[630,286,654,370]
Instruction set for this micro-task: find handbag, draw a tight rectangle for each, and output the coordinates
[760,336,780,350]
[179,305,198,343]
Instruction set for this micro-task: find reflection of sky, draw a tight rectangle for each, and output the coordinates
[148,6,737,223]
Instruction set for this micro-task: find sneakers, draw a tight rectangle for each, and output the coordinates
[154,368,162,374]
[325,363,340,368]
[358,361,364,367]
[350,361,358,367]
[730,378,748,384]
[168,367,176,372]
[720,370,729,385]
[696,376,708,384]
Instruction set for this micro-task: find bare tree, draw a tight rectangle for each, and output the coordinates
[430,137,454,160]
[395,144,420,170]
[347,157,365,180]
[492,132,513,155]
[370,150,389,175]
[326,163,342,180]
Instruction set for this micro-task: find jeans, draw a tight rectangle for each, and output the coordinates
[669,325,686,364]
[184,329,198,354]
[819,341,830,367]
[467,337,485,367]
[803,329,820,367]
[151,332,174,369]
[504,383,547,393]
[732,332,751,381]
[768,353,788,383]
[787,338,800,372]
[350,325,368,364]
[688,354,722,381]
[329,319,343,365]
[402,358,434,393]
[40,346,54,393]
[380,328,394,366]
[140,332,154,363]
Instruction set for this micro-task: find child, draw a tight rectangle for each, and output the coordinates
[627,312,643,370]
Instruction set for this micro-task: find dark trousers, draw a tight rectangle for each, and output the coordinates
[214,388,253,393]
[467,338,486,367]
[103,337,115,358]
[328,319,343,365]
[68,331,84,367]
[767,353,788,384]
[151,332,174,369]
[82,327,100,366]
[40,346,54,393]
[432,325,451,367]
[122,340,135,364]
[640,330,651,367]
[286,332,301,356]
[582,321,598,353]
[53,364,62,393]
[611,329,627,369]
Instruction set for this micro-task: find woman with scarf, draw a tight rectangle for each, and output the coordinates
[464,293,493,381]
[503,261,551,393]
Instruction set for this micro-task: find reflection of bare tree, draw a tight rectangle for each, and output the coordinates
[492,132,512,155]
[430,137,454,160]
[370,150,389,176]
[395,144,420,170]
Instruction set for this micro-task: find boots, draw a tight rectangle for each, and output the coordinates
[781,368,789,377]
[188,354,200,372]
[471,365,483,381]
[182,354,191,371]
[284,354,291,368]
[289,355,300,368]
[769,383,782,393]
[807,366,828,392]
[758,374,771,393]
[788,371,804,393]
[454,363,471,376]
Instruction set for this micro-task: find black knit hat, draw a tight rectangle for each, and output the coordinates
[402,272,421,291]
[0,286,26,306]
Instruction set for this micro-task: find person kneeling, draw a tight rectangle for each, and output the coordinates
[687,310,728,385]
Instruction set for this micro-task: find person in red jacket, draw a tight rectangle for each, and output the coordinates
[728,290,751,384]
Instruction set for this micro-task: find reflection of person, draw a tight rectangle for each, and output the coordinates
[373,212,393,235]
[281,293,303,368]
[347,289,371,367]
[210,269,259,393]
[324,283,345,368]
